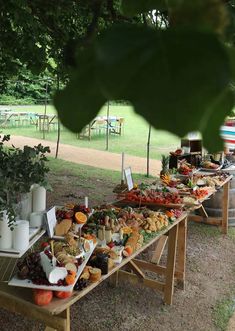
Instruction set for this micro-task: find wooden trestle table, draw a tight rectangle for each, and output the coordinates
[188,174,233,234]
[0,213,188,331]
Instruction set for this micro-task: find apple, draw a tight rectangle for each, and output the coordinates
[54,291,73,299]
[33,289,53,306]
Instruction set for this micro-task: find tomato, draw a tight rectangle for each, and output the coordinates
[54,291,73,299]
[33,289,53,306]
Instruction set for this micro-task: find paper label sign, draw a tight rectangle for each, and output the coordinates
[124,167,134,191]
[45,206,57,238]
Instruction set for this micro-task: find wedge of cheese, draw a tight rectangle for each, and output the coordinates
[40,252,68,284]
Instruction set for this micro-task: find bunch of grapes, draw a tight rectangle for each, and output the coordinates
[172,209,183,218]
[56,209,74,222]
[74,278,88,291]
[17,252,50,285]
[73,204,91,215]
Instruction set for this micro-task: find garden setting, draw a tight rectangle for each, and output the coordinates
[2,1,235,331]
[0,104,180,160]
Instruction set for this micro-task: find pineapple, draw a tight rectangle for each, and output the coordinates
[160,155,169,178]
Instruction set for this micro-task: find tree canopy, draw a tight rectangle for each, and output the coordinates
[1,0,235,151]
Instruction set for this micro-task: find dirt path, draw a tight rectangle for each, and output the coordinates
[7,135,161,176]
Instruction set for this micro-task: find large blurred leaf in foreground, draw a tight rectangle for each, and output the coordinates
[54,24,234,152]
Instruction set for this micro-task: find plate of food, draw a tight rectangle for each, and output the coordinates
[8,236,97,292]
[200,161,222,172]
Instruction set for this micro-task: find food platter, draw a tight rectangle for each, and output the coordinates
[114,199,184,209]
[199,164,222,173]
[8,240,96,292]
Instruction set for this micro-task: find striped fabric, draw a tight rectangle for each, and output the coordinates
[220,120,235,150]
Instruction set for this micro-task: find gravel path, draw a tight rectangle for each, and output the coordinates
[6,135,161,175]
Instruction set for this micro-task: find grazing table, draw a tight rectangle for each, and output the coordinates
[0,213,187,331]
[187,174,233,234]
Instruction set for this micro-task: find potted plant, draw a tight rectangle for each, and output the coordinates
[0,135,50,248]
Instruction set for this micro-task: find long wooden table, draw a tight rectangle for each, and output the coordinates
[0,213,188,331]
[188,174,233,234]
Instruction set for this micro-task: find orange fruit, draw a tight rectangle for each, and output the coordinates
[74,212,87,224]
[65,274,76,285]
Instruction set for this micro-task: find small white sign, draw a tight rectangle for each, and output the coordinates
[45,206,57,238]
[124,167,134,191]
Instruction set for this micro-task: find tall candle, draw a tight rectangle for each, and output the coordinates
[121,152,125,181]
[0,211,13,249]
[13,220,29,251]
[32,185,46,212]
[85,196,88,208]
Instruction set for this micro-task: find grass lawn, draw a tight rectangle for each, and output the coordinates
[1,104,180,159]
[48,156,152,183]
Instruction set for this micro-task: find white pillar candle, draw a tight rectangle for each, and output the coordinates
[0,211,13,249]
[30,211,44,228]
[20,191,33,221]
[121,152,125,181]
[32,185,46,212]
[13,220,29,251]
[84,196,88,208]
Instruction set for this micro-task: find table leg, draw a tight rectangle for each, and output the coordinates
[109,271,119,287]
[44,308,70,331]
[222,181,229,235]
[151,235,168,264]
[175,217,187,289]
[164,224,178,305]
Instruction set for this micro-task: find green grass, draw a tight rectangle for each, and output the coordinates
[1,104,180,159]
[190,222,221,238]
[213,298,235,331]
[228,228,235,241]
[48,157,154,181]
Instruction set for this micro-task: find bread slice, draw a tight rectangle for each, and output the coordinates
[55,219,72,236]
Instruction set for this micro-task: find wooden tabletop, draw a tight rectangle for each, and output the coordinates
[0,212,188,316]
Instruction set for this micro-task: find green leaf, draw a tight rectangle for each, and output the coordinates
[54,24,234,152]
[54,48,106,133]
[121,0,167,16]
[96,24,233,151]
[225,46,235,82]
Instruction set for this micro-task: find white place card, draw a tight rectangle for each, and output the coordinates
[124,167,134,191]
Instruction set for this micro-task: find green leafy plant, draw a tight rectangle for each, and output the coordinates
[0,135,50,228]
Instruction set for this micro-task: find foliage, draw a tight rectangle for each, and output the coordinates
[53,0,235,153]
[0,67,57,104]
[0,0,128,79]
[0,135,50,227]
[2,1,235,151]
[54,20,234,152]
